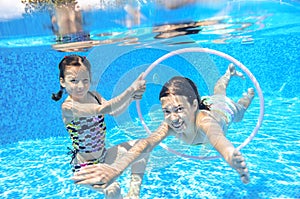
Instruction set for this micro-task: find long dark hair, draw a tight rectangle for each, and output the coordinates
[159,76,210,110]
[51,55,91,101]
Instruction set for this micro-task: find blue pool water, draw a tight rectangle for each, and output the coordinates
[1,0,300,198]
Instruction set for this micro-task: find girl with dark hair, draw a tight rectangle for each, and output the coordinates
[53,55,149,199]
[72,63,255,189]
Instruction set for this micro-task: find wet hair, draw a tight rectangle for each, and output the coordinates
[51,55,91,101]
[159,76,210,110]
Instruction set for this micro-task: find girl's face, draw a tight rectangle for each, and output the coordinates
[60,65,90,100]
[160,94,198,134]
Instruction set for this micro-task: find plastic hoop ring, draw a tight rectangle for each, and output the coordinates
[136,47,264,160]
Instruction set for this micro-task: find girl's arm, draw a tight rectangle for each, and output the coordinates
[197,112,235,164]
[104,73,145,116]
[110,122,170,172]
[197,112,250,184]
[71,122,171,188]
[62,74,145,122]
[105,93,134,116]
[90,73,145,116]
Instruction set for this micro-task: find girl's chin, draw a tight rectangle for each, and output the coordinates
[75,92,87,97]
[172,125,185,133]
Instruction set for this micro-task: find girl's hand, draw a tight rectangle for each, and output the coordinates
[131,73,146,100]
[229,150,250,184]
[71,163,121,189]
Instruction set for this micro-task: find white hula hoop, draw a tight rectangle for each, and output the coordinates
[136,47,264,160]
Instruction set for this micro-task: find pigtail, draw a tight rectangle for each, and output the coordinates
[199,99,211,111]
[52,86,64,101]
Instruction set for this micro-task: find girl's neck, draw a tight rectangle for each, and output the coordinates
[70,93,89,103]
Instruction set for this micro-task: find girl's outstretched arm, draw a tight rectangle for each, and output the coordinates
[197,111,249,184]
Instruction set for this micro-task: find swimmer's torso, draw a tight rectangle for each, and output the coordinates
[64,91,107,164]
[66,114,107,163]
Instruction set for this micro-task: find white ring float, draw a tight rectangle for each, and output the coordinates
[136,47,264,160]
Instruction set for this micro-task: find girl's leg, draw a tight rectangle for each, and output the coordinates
[89,182,122,199]
[214,63,245,95]
[105,141,150,199]
[103,182,123,199]
[125,154,149,199]
[233,88,255,122]
[238,88,255,109]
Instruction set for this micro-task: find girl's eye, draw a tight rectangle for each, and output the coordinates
[163,109,170,115]
[83,79,89,83]
[70,79,78,83]
[177,107,183,113]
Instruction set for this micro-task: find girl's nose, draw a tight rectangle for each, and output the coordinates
[169,113,179,122]
[77,80,84,88]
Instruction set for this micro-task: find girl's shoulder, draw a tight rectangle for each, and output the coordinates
[196,110,219,127]
[61,97,75,117]
[89,90,100,94]
[89,91,106,103]
[61,98,75,125]
[61,96,73,109]
[89,90,101,97]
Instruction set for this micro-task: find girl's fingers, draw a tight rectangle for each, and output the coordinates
[138,72,145,80]
[133,95,142,100]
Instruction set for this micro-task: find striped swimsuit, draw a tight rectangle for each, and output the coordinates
[66,92,107,172]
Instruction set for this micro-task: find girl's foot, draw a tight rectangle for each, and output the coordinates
[227,63,245,79]
[124,174,142,199]
[238,88,255,109]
